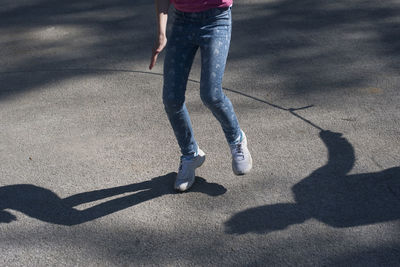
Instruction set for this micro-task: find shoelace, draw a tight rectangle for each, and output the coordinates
[178,158,191,172]
[232,143,244,160]
[179,158,183,172]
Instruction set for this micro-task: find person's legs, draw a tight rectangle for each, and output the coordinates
[163,11,207,191]
[198,8,241,145]
[199,8,252,175]
[163,15,199,158]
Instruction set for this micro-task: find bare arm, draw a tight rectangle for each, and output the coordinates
[149,0,170,70]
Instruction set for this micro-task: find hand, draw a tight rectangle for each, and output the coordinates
[149,35,167,70]
[319,130,342,139]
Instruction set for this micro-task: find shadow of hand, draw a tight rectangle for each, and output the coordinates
[0,210,17,223]
[319,130,344,140]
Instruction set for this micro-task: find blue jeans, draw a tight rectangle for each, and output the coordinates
[163,7,241,158]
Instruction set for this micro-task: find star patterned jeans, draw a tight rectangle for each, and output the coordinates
[163,6,241,158]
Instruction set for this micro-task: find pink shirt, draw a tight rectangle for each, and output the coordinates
[171,0,233,12]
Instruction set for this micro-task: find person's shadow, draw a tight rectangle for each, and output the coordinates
[0,173,226,225]
[225,130,400,234]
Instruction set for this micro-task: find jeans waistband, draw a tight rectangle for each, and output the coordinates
[174,6,231,20]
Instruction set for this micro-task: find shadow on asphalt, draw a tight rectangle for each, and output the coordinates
[1,0,400,99]
[225,130,400,234]
[0,0,154,100]
[229,0,400,94]
[1,0,399,237]
[0,173,226,225]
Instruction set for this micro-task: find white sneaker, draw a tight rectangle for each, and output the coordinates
[230,130,252,175]
[174,149,206,192]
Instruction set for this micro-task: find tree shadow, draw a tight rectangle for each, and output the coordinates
[1,0,400,101]
[229,0,400,95]
[225,130,400,234]
[0,0,155,100]
[0,173,226,226]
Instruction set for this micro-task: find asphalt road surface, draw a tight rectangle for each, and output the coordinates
[1,0,400,266]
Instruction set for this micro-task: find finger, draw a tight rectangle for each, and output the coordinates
[149,51,159,70]
[149,48,157,69]
[149,40,166,70]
